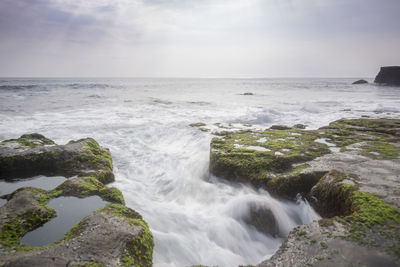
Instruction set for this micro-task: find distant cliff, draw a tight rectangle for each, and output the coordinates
[374,66,400,86]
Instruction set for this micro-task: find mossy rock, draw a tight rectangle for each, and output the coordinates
[0,136,114,179]
[0,187,57,248]
[0,133,55,150]
[56,176,125,204]
[1,204,154,267]
[209,129,330,185]
[94,204,154,267]
[311,170,400,256]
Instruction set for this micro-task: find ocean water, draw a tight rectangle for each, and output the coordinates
[1,78,400,266]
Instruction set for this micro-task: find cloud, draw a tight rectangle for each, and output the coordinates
[0,0,114,44]
[0,0,399,77]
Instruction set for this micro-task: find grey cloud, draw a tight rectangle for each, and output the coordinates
[0,0,114,44]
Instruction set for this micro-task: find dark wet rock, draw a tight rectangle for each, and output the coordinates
[0,135,113,180]
[293,124,307,129]
[374,66,400,86]
[244,203,279,237]
[189,122,206,127]
[0,204,153,267]
[352,79,368,84]
[269,125,291,130]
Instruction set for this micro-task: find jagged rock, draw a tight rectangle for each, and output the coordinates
[374,66,400,86]
[352,79,368,84]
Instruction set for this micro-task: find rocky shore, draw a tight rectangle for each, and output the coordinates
[209,118,400,266]
[2,117,400,267]
[0,134,153,267]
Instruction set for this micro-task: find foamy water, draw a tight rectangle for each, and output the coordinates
[1,78,399,266]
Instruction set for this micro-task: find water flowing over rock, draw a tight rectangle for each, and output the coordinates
[209,118,400,266]
[374,66,400,86]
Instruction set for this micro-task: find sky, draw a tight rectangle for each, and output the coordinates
[0,0,399,78]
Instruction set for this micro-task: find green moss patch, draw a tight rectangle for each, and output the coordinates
[361,141,399,159]
[0,133,55,149]
[98,204,154,267]
[210,129,330,183]
[83,138,113,172]
[0,189,57,248]
[56,176,125,204]
[312,170,400,256]
[320,118,400,149]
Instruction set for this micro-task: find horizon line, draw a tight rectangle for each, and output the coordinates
[0,76,374,79]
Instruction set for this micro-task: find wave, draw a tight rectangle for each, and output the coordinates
[0,85,39,91]
[373,104,400,113]
[66,83,115,89]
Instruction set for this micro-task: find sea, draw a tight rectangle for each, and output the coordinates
[1,78,399,266]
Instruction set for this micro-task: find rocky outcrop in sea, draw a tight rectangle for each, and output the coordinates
[374,66,400,86]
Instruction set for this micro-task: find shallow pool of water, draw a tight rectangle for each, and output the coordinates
[0,175,67,196]
[21,195,109,247]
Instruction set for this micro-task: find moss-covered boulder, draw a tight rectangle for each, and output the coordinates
[0,135,113,180]
[209,129,330,189]
[0,204,154,267]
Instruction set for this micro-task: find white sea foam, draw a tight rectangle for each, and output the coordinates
[0,78,399,266]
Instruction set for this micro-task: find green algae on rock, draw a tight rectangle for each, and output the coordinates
[55,176,125,205]
[0,187,57,248]
[209,128,330,186]
[0,204,154,267]
[0,134,154,266]
[207,118,400,266]
[0,135,114,180]
[0,133,55,149]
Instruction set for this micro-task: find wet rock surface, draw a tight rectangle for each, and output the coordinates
[0,134,153,266]
[209,118,400,266]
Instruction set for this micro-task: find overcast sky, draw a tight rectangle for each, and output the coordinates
[0,0,399,77]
